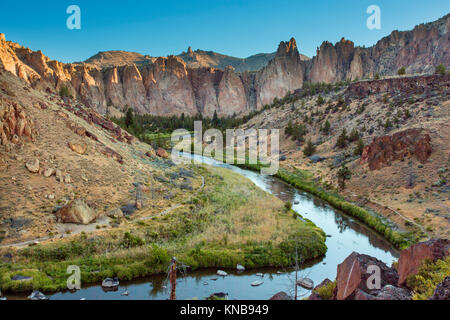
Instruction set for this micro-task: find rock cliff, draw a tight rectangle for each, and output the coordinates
[0,14,448,117]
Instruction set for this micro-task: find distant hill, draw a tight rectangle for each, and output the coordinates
[82,46,309,72]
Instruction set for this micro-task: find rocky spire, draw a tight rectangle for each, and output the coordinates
[187,46,194,55]
[276,37,299,57]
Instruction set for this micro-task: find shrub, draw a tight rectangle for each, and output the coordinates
[407,257,450,300]
[303,139,316,157]
[397,67,406,75]
[314,280,336,300]
[59,85,72,98]
[348,128,360,142]
[321,120,331,134]
[336,129,348,148]
[337,165,351,190]
[122,232,145,248]
[374,73,380,80]
[353,138,365,156]
[435,64,446,76]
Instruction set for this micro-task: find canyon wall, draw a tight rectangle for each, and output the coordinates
[0,14,448,117]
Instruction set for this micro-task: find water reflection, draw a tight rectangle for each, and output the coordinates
[33,153,399,300]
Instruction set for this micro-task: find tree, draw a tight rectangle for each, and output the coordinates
[212,110,219,126]
[354,138,365,156]
[374,72,380,80]
[125,108,135,129]
[337,165,351,190]
[322,120,331,135]
[303,139,316,157]
[59,85,72,98]
[435,64,446,76]
[397,67,406,76]
[348,128,360,142]
[336,128,348,148]
[317,95,325,106]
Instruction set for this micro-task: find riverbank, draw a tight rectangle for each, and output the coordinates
[236,162,413,250]
[0,165,327,293]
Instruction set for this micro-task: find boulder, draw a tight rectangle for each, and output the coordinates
[135,184,145,210]
[55,169,63,182]
[25,159,39,173]
[336,252,398,300]
[107,208,124,219]
[375,285,411,300]
[361,128,432,171]
[157,148,169,158]
[102,277,119,289]
[397,239,450,286]
[308,278,333,300]
[68,142,87,155]
[431,276,450,300]
[297,278,314,290]
[217,270,228,276]
[28,291,48,300]
[269,291,291,300]
[354,289,376,300]
[236,264,245,271]
[251,280,264,287]
[43,168,55,177]
[55,199,97,225]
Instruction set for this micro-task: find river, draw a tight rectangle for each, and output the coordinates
[10,153,398,300]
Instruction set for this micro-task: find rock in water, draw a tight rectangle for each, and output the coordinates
[236,264,245,271]
[102,277,120,289]
[251,280,264,287]
[297,278,314,290]
[25,159,39,173]
[256,273,264,277]
[55,199,97,225]
[217,270,228,276]
[28,291,48,300]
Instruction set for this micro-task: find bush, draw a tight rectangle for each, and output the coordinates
[435,64,446,76]
[397,67,406,75]
[59,86,72,98]
[336,129,348,148]
[348,128,360,142]
[353,138,365,156]
[407,257,450,300]
[303,139,316,157]
[374,73,380,80]
[314,280,336,300]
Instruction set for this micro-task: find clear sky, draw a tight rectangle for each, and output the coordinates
[0,0,448,63]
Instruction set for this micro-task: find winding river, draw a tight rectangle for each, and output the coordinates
[9,153,398,300]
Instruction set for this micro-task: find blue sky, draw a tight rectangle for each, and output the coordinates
[0,0,448,63]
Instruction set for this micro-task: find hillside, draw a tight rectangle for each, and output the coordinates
[243,74,450,240]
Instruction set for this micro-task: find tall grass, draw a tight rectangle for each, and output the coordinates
[237,163,411,250]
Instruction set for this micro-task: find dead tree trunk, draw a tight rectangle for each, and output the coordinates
[169,257,177,300]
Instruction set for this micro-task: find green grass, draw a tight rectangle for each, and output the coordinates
[0,166,327,293]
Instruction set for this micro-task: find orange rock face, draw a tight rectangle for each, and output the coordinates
[397,239,450,286]
[360,129,432,170]
[156,148,169,159]
[0,102,35,145]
